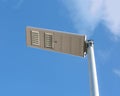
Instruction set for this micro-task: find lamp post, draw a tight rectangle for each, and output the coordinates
[87,40,99,96]
[26,26,99,96]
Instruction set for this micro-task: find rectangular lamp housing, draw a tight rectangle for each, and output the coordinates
[26,26,86,57]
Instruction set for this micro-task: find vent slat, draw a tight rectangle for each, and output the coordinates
[31,31,40,46]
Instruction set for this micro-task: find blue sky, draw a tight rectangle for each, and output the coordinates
[0,0,120,96]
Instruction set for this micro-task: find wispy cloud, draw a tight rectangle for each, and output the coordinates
[0,0,24,9]
[61,0,120,38]
[14,0,24,9]
[113,69,120,77]
[97,49,111,64]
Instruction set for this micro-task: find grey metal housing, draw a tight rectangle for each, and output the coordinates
[26,26,86,57]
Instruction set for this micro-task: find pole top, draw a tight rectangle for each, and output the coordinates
[86,40,94,48]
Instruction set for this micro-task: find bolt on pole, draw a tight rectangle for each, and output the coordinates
[86,40,99,96]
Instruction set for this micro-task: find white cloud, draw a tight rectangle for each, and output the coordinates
[113,69,120,77]
[103,0,120,37]
[62,0,103,36]
[61,0,120,38]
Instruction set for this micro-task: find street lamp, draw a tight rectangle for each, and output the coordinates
[26,26,99,96]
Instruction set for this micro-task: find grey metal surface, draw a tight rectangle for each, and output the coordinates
[26,26,86,57]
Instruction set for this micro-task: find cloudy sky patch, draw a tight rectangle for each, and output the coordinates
[62,0,120,38]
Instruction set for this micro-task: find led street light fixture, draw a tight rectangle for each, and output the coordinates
[26,26,86,57]
[26,26,100,96]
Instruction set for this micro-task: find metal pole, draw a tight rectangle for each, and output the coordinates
[86,40,99,96]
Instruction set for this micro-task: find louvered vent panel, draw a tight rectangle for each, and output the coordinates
[44,33,53,48]
[31,31,40,46]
